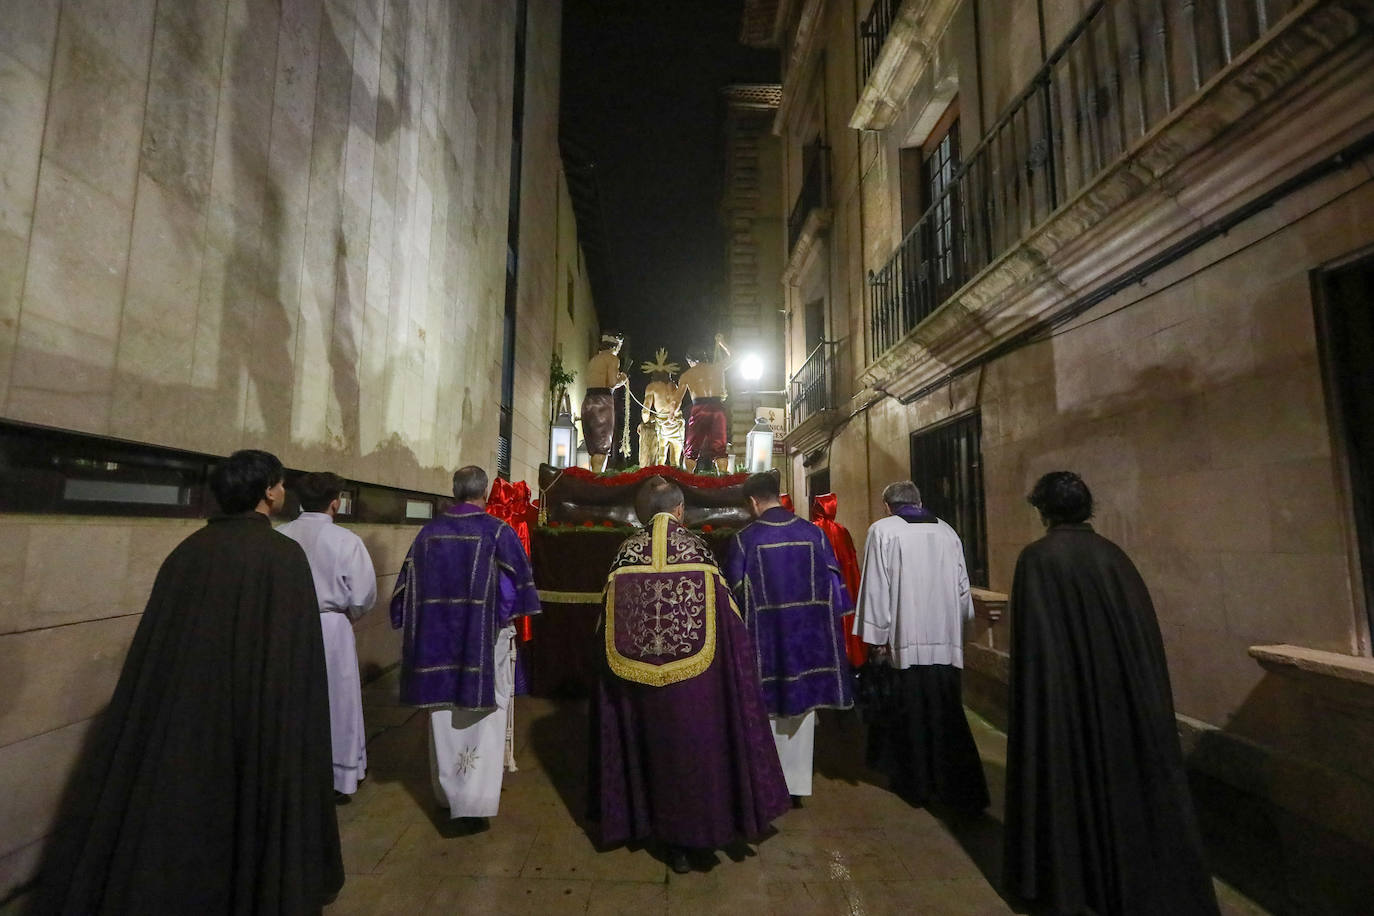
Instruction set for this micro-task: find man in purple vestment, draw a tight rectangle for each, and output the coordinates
[724,473,853,801]
[391,466,540,826]
[591,476,789,874]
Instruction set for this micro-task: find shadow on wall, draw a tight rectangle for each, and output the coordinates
[80,0,466,490]
[3,3,488,904]
[1185,671,1374,915]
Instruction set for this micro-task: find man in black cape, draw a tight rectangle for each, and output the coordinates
[51,449,343,914]
[1004,471,1218,915]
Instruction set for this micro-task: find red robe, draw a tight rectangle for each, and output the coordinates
[486,478,536,642]
[810,493,867,667]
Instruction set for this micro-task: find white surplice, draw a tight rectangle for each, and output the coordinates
[277,511,378,794]
[429,625,516,817]
[771,711,817,796]
[853,515,973,669]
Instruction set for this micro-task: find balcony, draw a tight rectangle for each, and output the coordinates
[863,0,1358,397]
[859,0,904,88]
[851,0,963,131]
[787,341,842,451]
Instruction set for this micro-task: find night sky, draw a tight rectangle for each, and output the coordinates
[560,1,779,366]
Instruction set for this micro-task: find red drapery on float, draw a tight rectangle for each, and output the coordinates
[779,494,795,514]
[810,492,866,667]
[486,478,536,642]
[544,464,751,489]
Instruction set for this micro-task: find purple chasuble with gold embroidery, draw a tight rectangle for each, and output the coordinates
[724,507,854,717]
[591,513,790,849]
[390,504,540,711]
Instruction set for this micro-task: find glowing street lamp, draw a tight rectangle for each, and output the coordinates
[739,354,764,382]
[745,416,774,473]
[549,394,576,469]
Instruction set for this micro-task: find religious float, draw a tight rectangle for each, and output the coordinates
[521,463,777,697]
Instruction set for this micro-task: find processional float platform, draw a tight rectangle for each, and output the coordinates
[525,464,779,698]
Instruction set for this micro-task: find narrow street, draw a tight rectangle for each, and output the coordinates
[325,671,1265,916]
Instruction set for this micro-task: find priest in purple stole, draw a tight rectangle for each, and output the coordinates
[724,473,853,800]
[591,477,790,874]
[391,466,540,824]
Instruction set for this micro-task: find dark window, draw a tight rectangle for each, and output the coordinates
[1315,254,1374,634]
[909,411,987,587]
[0,420,451,524]
[807,469,830,502]
[566,269,575,321]
[803,297,825,353]
[922,120,961,295]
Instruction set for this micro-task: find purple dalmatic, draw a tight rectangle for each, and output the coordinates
[390,504,540,711]
[592,512,790,850]
[724,506,854,717]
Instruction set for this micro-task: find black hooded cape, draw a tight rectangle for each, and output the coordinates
[1003,524,1218,916]
[52,512,344,915]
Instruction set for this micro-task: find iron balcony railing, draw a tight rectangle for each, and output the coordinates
[789,341,839,429]
[869,0,1301,362]
[860,0,903,88]
[787,142,830,253]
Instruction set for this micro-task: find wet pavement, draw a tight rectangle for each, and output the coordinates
[325,669,1266,916]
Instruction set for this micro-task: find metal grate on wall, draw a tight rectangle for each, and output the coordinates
[909,411,988,587]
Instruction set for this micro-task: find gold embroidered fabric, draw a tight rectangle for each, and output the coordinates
[603,514,736,687]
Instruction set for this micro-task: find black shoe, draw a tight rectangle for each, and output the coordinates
[790,795,804,809]
[333,790,351,805]
[668,847,691,874]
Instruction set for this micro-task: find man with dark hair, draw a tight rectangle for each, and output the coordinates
[853,480,989,811]
[279,472,378,799]
[391,465,540,827]
[582,334,629,472]
[55,450,343,913]
[725,472,852,802]
[592,476,789,873]
[1004,472,1219,915]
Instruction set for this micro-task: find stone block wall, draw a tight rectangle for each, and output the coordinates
[0,0,575,900]
[0,0,534,496]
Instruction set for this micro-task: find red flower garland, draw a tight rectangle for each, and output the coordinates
[548,464,751,490]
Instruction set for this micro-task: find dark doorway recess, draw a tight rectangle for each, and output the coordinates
[1315,254,1374,636]
[910,411,988,587]
[807,469,831,504]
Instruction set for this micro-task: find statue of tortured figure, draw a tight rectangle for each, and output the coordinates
[582,333,629,473]
[637,349,686,467]
[678,334,736,473]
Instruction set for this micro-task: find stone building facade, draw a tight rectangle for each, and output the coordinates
[0,0,595,897]
[748,0,1374,908]
[720,84,786,451]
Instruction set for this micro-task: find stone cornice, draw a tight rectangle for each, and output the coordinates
[773,0,827,137]
[781,208,832,285]
[1249,645,1374,690]
[849,0,962,131]
[784,407,844,454]
[859,0,1374,400]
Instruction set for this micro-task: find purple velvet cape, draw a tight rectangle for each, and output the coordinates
[390,504,540,711]
[591,515,790,849]
[724,507,854,717]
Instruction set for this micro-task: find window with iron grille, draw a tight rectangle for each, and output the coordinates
[909,411,987,587]
[920,110,962,301]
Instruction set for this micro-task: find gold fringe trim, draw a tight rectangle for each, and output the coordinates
[537,588,606,604]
